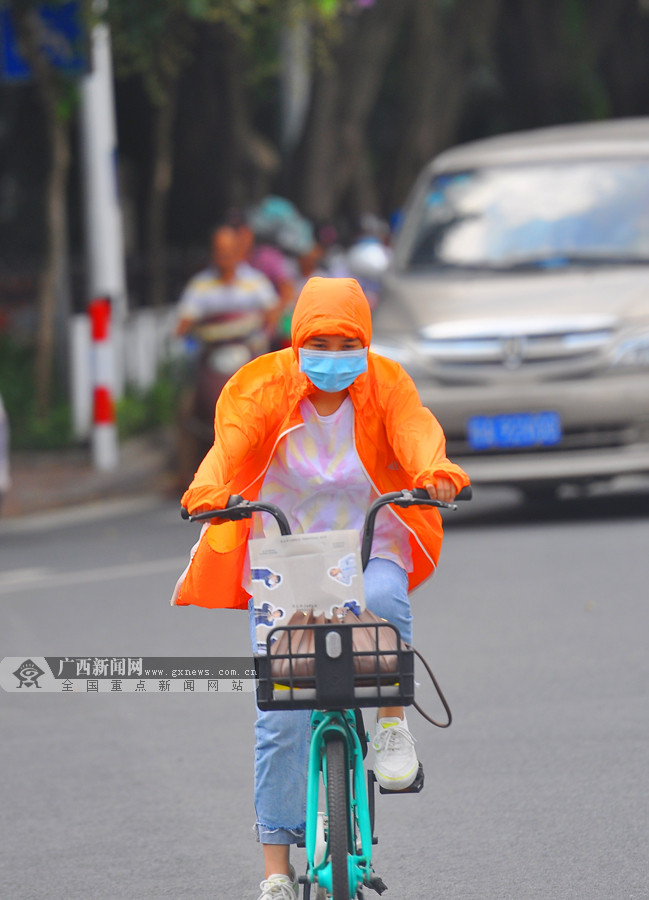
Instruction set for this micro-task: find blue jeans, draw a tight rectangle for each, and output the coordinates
[248,557,411,844]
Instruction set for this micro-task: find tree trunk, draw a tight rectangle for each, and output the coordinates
[145,85,178,307]
[220,30,279,209]
[295,0,408,223]
[495,0,625,130]
[36,109,70,417]
[13,5,71,418]
[389,0,503,211]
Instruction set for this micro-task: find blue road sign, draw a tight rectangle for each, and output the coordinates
[0,2,87,82]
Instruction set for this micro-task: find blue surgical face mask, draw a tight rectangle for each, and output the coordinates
[299,347,368,393]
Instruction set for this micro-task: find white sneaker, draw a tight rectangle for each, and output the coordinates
[256,866,299,900]
[372,715,419,790]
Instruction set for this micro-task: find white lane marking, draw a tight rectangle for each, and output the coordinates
[0,557,189,596]
[0,567,52,586]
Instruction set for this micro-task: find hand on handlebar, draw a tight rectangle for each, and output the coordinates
[424,477,457,503]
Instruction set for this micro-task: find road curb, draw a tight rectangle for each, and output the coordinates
[1,430,178,520]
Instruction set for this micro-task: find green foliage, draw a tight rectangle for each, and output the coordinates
[0,336,179,449]
[108,0,197,105]
[108,0,344,103]
[561,0,611,121]
[17,403,73,450]
[0,336,72,450]
[54,81,80,122]
[185,0,341,26]
[312,0,339,16]
[116,369,181,439]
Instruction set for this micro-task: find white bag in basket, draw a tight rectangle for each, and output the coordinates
[249,529,365,653]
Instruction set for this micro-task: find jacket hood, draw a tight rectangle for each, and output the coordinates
[291,277,372,354]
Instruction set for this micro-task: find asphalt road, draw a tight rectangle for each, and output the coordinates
[1,487,648,900]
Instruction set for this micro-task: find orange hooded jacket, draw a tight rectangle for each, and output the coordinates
[177,277,470,610]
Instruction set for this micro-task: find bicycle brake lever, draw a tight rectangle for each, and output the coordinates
[409,485,472,506]
[391,490,457,510]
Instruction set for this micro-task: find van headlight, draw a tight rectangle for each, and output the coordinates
[611,331,649,368]
[370,340,411,365]
[370,340,427,377]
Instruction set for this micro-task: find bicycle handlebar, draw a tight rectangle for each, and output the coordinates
[181,494,292,534]
[359,486,471,569]
[181,485,471,570]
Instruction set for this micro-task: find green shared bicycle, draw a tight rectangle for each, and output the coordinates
[183,486,471,898]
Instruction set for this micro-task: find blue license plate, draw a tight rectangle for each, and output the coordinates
[467,412,562,451]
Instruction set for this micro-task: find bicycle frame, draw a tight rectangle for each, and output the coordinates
[255,617,413,897]
[182,485,471,899]
[305,709,372,898]
[256,618,410,897]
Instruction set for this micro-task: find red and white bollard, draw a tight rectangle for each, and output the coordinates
[89,297,119,471]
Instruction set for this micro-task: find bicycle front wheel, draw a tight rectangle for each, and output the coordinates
[325,736,351,899]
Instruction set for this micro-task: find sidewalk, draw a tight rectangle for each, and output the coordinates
[2,429,179,518]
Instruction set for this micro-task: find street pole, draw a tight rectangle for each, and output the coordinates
[78,7,126,469]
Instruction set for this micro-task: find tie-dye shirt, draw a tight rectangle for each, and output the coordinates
[249,396,412,572]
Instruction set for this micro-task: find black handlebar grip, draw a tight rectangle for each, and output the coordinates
[181,495,246,522]
[411,485,472,501]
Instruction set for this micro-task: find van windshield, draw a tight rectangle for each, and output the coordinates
[407,161,649,270]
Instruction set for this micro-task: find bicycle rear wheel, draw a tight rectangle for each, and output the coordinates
[325,736,351,899]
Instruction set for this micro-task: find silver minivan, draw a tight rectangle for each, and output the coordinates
[373,118,649,495]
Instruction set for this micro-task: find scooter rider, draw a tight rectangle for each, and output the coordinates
[175,225,280,338]
[173,226,281,487]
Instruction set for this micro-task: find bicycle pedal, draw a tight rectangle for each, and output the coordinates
[366,875,388,894]
[376,762,425,794]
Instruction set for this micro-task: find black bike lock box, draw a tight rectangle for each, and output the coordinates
[314,625,355,709]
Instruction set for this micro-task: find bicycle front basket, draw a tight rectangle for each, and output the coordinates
[255,621,415,711]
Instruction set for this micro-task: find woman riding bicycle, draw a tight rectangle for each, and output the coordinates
[176,276,470,899]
